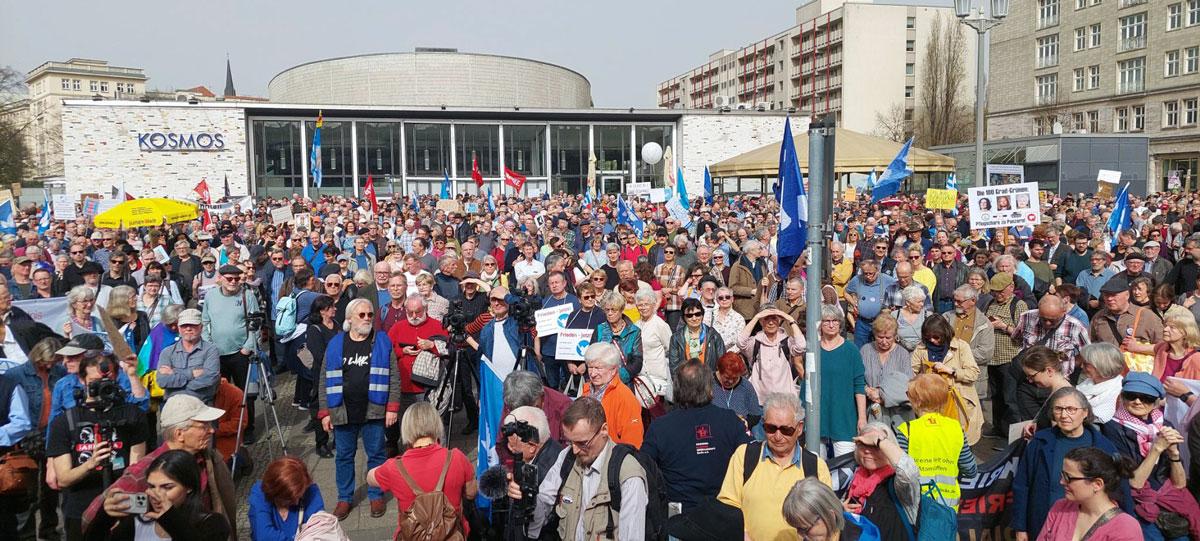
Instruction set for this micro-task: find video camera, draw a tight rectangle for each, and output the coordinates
[508,290,541,331]
[444,299,468,345]
[500,420,541,520]
[71,356,133,485]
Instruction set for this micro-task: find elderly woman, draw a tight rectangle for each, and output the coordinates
[893,286,931,353]
[62,285,103,338]
[668,297,727,374]
[1152,313,1200,381]
[137,275,170,328]
[783,478,880,541]
[739,306,806,405]
[592,291,643,385]
[712,352,762,428]
[585,268,610,299]
[728,240,773,320]
[911,314,984,445]
[479,255,508,291]
[600,242,622,288]
[1012,387,1120,541]
[707,286,746,353]
[247,456,325,541]
[415,273,450,322]
[814,304,866,457]
[1076,342,1127,423]
[582,235,609,271]
[860,313,914,427]
[1101,373,1187,495]
[368,402,477,539]
[580,342,645,448]
[843,422,921,541]
[635,287,673,399]
[897,374,978,512]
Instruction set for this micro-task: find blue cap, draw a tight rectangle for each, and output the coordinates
[1121,371,1165,399]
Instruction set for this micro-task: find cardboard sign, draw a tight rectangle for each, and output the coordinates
[1097,169,1121,198]
[627,182,652,197]
[0,189,12,203]
[270,206,294,224]
[843,187,857,202]
[52,194,77,221]
[435,199,464,213]
[555,328,593,361]
[649,188,668,203]
[967,182,1042,230]
[985,164,1025,185]
[924,188,957,210]
[534,304,573,336]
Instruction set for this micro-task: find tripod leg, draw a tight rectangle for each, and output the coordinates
[444,355,460,442]
[262,361,289,456]
[230,360,254,474]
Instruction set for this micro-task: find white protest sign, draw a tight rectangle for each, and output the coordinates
[95,198,119,215]
[1165,377,1200,471]
[649,188,667,203]
[52,194,77,221]
[555,328,593,361]
[534,304,573,336]
[13,297,70,336]
[270,206,294,224]
[967,182,1042,230]
[153,245,170,263]
[1097,169,1122,184]
[627,182,651,197]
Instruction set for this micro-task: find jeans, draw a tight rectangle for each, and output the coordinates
[333,420,386,503]
[541,355,564,390]
[853,319,874,348]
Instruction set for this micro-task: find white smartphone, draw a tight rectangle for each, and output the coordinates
[126,492,149,515]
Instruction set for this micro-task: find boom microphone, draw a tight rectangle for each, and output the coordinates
[479,464,509,500]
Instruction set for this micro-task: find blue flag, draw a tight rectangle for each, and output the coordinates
[487,186,496,213]
[617,196,644,237]
[410,194,419,213]
[777,117,806,279]
[0,200,16,235]
[866,169,877,191]
[310,112,323,188]
[476,336,518,514]
[870,137,914,203]
[703,166,714,205]
[1107,183,1131,250]
[38,193,51,235]
[582,186,593,208]
[945,172,959,216]
[666,165,691,226]
[441,170,452,199]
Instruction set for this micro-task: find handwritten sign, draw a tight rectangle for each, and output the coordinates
[842,187,857,202]
[534,304,574,336]
[270,206,294,224]
[555,328,594,361]
[924,188,957,210]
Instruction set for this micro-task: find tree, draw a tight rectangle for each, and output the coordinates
[914,13,974,147]
[0,65,28,184]
[874,102,913,143]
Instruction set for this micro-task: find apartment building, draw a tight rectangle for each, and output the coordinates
[987,0,1200,192]
[656,0,977,135]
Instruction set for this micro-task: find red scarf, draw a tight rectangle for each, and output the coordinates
[848,464,895,502]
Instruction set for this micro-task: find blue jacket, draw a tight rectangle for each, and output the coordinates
[47,371,149,438]
[300,242,324,270]
[478,316,529,373]
[3,361,65,430]
[247,481,324,541]
[1012,425,1128,537]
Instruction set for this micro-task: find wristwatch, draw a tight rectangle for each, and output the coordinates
[1180,392,1195,403]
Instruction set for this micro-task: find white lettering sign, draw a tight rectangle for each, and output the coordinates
[534,304,573,336]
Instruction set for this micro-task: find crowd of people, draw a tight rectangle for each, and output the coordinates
[0,185,1200,541]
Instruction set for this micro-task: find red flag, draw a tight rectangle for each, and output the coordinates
[503,167,526,192]
[471,155,484,189]
[363,175,379,214]
[193,179,211,204]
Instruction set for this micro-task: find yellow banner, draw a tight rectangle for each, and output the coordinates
[925,188,957,210]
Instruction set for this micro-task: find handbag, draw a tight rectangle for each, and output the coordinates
[631,376,668,422]
[0,450,38,495]
[411,339,448,388]
[1107,309,1154,373]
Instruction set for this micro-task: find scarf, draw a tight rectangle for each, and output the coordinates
[848,465,895,503]
[741,255,764,281]
[926,342,949,363]
[1113,405,1165,456]
[480,268,500,285]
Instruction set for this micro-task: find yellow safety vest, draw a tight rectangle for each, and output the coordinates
[899,413,964,509]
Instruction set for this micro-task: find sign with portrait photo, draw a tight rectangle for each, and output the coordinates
[967,182,1042,230]
[985,164,1025,185]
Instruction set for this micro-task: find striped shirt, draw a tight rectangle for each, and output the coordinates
[1012,310,1091,375]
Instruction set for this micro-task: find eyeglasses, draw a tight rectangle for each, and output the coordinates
[717,295,733,301]
[1023,369,1042,383]
[591,277,606,282]
[568,429,602,450]
[763,423,798,436]
[1053,406,1084,416]
[224,276,242,282]
[581,295,595,300]
[112,260,126,265]
[325,282,342,288]
[1121,391,1159,404]
[202,261,215,265]
[663,250,675,254]
[484,262,497,267]
[355,312,374,319]
[684,311,704,318]
[1060,471,1093,484]
[489,298,507,304]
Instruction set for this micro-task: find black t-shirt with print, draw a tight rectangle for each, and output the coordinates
[341,336,373,424]
[46,403,148,518]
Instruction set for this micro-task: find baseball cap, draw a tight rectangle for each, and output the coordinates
[201,254,216,263]
[90,232,104,240]
[1124,251,1147,262]
[1121,371,1165,399]
[178,308,202,326]
[56,334,106,356]
[159,394,225,428]
[1143,240,1161,249]
[989,272,1014,292]
[12,255,31,265]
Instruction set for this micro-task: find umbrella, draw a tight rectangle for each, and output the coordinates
[93,198,200,229]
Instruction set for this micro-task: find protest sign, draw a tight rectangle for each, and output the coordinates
[435,199,464,213]
[924,188,957,210]
[0,189,11,203]
[1097,169,1121,198]
[842,187,857,202]
[52,194,78,221]
[967,182,1041,230]
[14,297,70,335]
[555,328,593,361]
[153,245,170,263]
[649,188,667,203]
[270,206,294,224]
[985,164,1025,185]
[627,182,651,197]
[1168,170,1182,190]
[534,304,573,336]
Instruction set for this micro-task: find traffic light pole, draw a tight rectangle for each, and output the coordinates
[804,115,835,455]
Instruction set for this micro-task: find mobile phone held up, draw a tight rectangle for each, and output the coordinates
[126,492,149,515]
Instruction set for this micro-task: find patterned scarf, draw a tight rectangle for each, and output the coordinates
[1113,405,1165,456]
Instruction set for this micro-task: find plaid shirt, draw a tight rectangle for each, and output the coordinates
[1013,309,1091,374]
[984,298,1028,366]
[655,262,686,311]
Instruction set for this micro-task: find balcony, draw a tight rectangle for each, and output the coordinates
[1119,35,1146,52]
[1118,0,1146,7]
[1035,94,1058,106]
[1036,55,1059,69]
[1117,80,1145,94]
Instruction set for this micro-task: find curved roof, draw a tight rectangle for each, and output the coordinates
[268,50,591,89]
[708,128,955,176]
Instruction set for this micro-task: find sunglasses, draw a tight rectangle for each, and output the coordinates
[717,295,733,301]
[664,250,675,254]
[1121,391,1158,403]
[591,277,605,282]
[763,423,798,436]
[355,312,374,319]
[203,261,215,265]
[684,311,704,318]
[581,295,595,300]
[70,250,84,255]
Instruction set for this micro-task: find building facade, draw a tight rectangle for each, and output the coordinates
[656,0,977,135]
[987,0,1200,193]
[59,100,803,200]
[268,50,593,109]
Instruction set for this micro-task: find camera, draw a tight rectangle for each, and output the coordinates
[510,457,539,519]
[72,358,127,413]
[501,419,539,444]
[444,299,468,345]
[246,311,266,332]
[508,291,541,331]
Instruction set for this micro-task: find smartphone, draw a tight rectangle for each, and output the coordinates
[126,492,149,515]
[987,315,997,322]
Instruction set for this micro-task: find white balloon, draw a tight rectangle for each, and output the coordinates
[641,142,663,165]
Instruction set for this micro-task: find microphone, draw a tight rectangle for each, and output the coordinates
[478,464,509,500]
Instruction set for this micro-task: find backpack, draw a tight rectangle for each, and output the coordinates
[742,441,818,484]
[549,443,669,541]
[886,478,958,541]
[394,452,464,541]
[274,291,299,337]
[748,336,798,379]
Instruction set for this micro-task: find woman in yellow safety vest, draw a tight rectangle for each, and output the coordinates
[894,373,979,510]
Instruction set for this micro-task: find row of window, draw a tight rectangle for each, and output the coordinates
[1051,100,1200,134]
[1168,0,1200,30]
[1073,0,1102,10]
[59,78,135,94]
[1042,0,1198,32]
[1162,97,1200,127]
[1165,47,1200,76]
[1037,52,1197,102]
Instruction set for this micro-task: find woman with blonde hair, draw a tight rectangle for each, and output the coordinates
[861,313,914,426]
[415,273,450,322]
[62,285,103,338]
[104,285,151,352]
[1152,312,1200,380]
[896,374,978,511]
[911,314,983,445]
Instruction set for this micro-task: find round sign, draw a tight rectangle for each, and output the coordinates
[1026,213,1037,222]
[641,142,663,165]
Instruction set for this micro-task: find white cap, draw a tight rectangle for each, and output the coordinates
[159,394,225,428]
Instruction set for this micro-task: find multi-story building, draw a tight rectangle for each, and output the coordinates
[18,58,148,181]
[987,0,1200,192]
[657,0,977,135]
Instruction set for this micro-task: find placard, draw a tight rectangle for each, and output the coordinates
[1097,169,1122,184]
[555,328,593,361]
[842,187,857,202]
[95,198,119,215]
[967,182,1041,230]
[1168,170,1182,190]
[270,206,294,224]
[534,304,573,336]
[294,212,312,231]
[13,297,70,336]
[627,182,651,197]
[52,194,77,221]
[435,199,464,213]
[924,188,957,210]
[985,164,1025,185]
[649,188,668,203]
[153,245,170,263]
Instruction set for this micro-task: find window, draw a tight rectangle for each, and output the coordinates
[1165,100,1181,127]
[1039,0,1060,27]
[905,85,914,97]
[1120,13,1147,50]
[906,16,916,28]
[1077,0,1087,7]
[1089,65,1101,88]
[99,82,108,93]
[1037,35,1060,67]
[1035,117,1046,135]
[1075,27,1087,50]
[88,80,98,92]
[1073,112,1085,130]
[1090,23,1102,47]
[71,79,80,91]
[1119,57,1145,93]
[906,40,915,52]
[1185,98,1198,124]
[1190,0,1200,25]
[1116,107,1130,131]
[1133,105,1145,130]
[1119,0,1146,7]
[1167,50,1182,76]
[1036,74,1058,104]
[1187,47,1199,73]
[1088,110,1100,131]
[1074,68,1086,90]
[60,78,69,91]
[1169,3,1183,29]
[906,63,915,75]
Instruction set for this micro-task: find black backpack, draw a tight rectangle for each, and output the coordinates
[741,441,818,483]
[547,443,669,541]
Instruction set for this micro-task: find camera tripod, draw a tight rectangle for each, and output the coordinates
[428,338,470,440]
[230,350,288,475]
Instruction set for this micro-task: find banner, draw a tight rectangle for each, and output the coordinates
[627,182,651,197]
[842,187,857,202]
[270,206,294,224]
[967,182,1041,230]
[985,164,1025,185]
[14,297,71,336]
[924,188,957,210]
[534,304,573,336]
[554,328,593,361]
[52,194,78,221]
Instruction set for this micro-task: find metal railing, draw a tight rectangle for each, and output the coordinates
[1119,35,1146,51]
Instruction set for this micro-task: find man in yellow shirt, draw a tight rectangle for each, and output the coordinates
[829,242,855,301]
[718,392,832,541]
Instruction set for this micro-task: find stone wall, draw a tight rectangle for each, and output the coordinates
[677,113,810,194]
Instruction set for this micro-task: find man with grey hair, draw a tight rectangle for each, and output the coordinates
[673,235,697,270]
[496,370,571,466]
[581,342,644,448]
[500,405,564,538]
[885,261,931,311]
[942,285,995,370]
[433,253,461,300]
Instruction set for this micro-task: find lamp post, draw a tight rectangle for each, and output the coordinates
[955,0,1008,186]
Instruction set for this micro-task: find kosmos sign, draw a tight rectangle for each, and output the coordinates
[137,132,226,151]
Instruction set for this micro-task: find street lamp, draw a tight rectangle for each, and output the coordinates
[956,0,1008,186]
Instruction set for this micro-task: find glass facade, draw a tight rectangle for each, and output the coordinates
[594,125,631,194]
[454,124,500,178]
[304,120,353,197]
[357,122,403,197]
[405,123,451,195]
[252,120,302,198]
[635,125,671,187]
[550,125,588,195]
